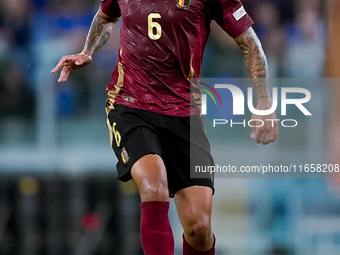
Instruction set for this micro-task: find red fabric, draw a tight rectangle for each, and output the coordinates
[102,0,253,117]
[183,235,215,255]
[101,0,121,17]
[140,201,174,255]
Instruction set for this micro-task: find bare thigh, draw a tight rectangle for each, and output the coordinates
[131,154,170,202]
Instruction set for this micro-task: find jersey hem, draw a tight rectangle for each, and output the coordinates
[111,101,201,117]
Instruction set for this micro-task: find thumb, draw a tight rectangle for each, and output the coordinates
[76,53,92,65]
[75,57,85,65]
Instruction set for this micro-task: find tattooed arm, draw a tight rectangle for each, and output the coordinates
[234,27,269,99]
[82,8,119,58]
[51,8,120,82]
[234,27,279,144]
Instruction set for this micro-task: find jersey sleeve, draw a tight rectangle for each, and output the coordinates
[101,0,121,17]
[207,0,253,38]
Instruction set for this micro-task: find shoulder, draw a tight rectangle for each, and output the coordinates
[204,0,240,15]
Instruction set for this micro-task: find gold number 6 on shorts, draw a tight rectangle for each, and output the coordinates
[107,120,121,147]
[112,122,121,147]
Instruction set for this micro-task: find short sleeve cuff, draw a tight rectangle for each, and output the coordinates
[101,0,121,17]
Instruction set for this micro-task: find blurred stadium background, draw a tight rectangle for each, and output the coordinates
[1,0,340,254]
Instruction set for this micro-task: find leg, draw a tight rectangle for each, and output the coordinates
[131,154,169,202]
[175,185,215,254]
[131,154,174,255]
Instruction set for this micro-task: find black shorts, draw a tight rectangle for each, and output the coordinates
[106,104,214,196]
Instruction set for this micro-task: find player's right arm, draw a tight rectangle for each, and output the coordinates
[51,7,120,82]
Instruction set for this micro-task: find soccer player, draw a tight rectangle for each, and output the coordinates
[51,0,279,254]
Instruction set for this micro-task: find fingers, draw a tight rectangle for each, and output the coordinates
[263,122,279,145]
[51,55,75,74]
[250,102,279,145]
[250,125,256,139]
[262,132,273,145]
[51,54,92,82]
[51,63,62,74]
[250,127,264,144]
[251,119,279,145]
[250,119,264,144]
[58,66,70,82]
[51,57,64,73]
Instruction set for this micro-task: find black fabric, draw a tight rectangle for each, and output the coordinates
[106,104,214,196]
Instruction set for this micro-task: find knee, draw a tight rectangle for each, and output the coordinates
[139,180,169,201]
[185,214,211,240]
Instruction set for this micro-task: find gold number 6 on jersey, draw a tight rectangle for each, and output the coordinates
[148,13,162,40]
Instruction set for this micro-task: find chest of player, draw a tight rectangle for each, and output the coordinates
[118,0,207,39]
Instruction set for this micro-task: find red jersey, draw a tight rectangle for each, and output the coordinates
[101,0,253,116]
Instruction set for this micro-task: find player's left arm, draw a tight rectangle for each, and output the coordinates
[234,27,279,145]
[51,7,120,82]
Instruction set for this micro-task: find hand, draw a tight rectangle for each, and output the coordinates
[250,99,279,145]
[51,53,92,82]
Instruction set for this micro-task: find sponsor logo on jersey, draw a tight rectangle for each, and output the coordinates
[177,0,191,8]
[122,96,135,103]
[233,6,247,21]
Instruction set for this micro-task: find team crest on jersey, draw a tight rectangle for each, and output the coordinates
[177,0,191,8]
